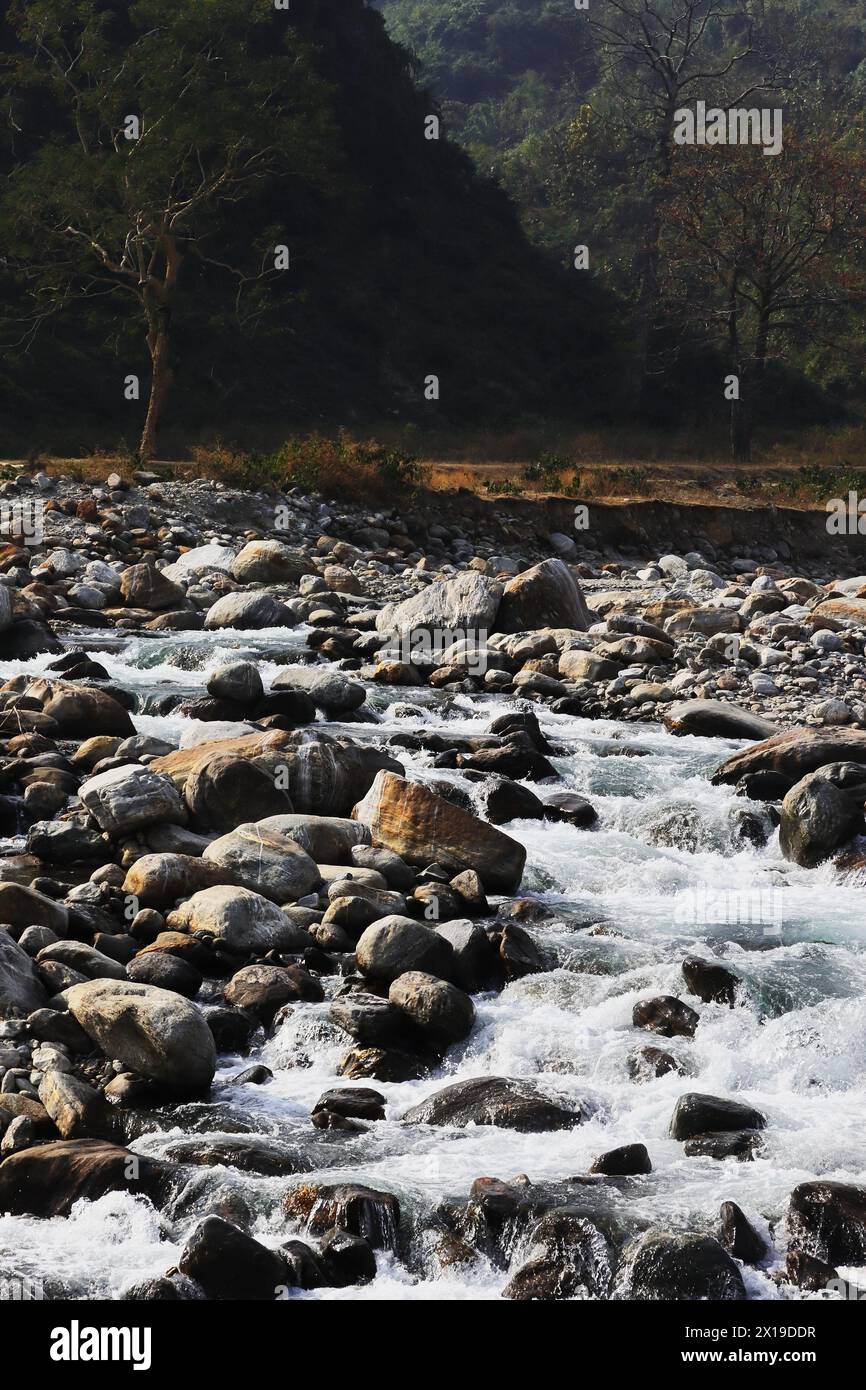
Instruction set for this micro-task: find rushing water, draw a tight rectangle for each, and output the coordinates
[3,627,865,1300]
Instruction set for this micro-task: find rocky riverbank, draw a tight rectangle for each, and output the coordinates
[1,467,865,1301]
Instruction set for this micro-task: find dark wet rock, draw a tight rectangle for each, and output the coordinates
[355,915,454,985]
[684,1129,763,1160]
[502,1209,612,1301]
[179,1216,286,1300]
[787,1180,866,1265]
[353,770,526,893]
[162,1134,308,1176]
[206,662,264,705]
[121,1275,204,1301]
[779,764,866,868]
[719,1201,767,1264]
[670,1093,766,1142]
[542,790,598,828]
[682,956,739,1006]
[589,1143,652,1176]
[272,665,367,714]
[231,1064,273,1085]
[499,921,545,980]
[735,770,795,802]
[615,1231,746,1301]
[203,1006,258,1053]
[0,1138,172,1217]
[389,970,475,1046]
[280,1239,328,1290]
[25,1007,91,1053]
[0,618,62,659]
[64,979,216,1096]
[664,700,778,740]
[633,995,699,1039]
[37,1069,115,1141]
[286,1181,400,1251]
[402,1076,580,1132]
[330,993,405,1045]
[435,919,496,993]
[627,1046,684,1082]
[312,1087,386,1123]
[37,940,127,982]
[484,777,547,824]
[350,844,415,891]
[26,820,106,864]
[319,1229,377,1287]
[0,882,69,934]
[785,1250,846,1294]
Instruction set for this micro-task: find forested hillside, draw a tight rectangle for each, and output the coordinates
[0,0,613,455]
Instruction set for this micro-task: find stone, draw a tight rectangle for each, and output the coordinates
[0,1138,171,1217]
[779,764,865,868]
[329,993,405,1046]
[38,1069,113,1140]
[201,823,320,903]
[179,1216,286,1300]
[615,1231,746,1300]
[204,591,293,630]
[787,1180,866,1265]
[388,971,475,1045]
[119,563,184,610]
[435,919,495,993]
[167,886,303,956]
[0,883,68,934]
[664,700,778,740]
[402,1076,580,1131]
[712,726,866,786]
[224,963,322,1021]
[589,1143,652,1176]
[79,763,186,836]
[285,1181,400,1251]
[670,1093,766,1142]
[272,666,366,713]
[718,1201,767,1264]
[65,979,216,1096]
[231,540,308,584]
[633,995,699,1039]
[502,1210,612,1300]
[206,662,264,705]
[682,956,739,1006]
[184,754,294,833]
[496,559,591,633]
[376,572,502,643]
[353,771,526,893]
[126,952,202,999]
[122,854,223,907]
[0,932,49,1017]
[355,916,454,985]
[41,685,135,737]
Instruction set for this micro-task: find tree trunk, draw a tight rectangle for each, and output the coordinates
[727,269,750,461]
[139,307,173,460]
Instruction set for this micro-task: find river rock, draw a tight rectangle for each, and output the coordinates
[126,951,202,998]
[682,956,739,1006]
[179,1216,286,1300]
[161,544,236,583]
[496,559,591,633]
[64,979,216,1095]
[272,666,366,713]
[0,1138,172,1217]
[36,940,127,982]
[122,854,223,907]
[589,1143,652,1176]
[184,753,294,833]
[168,885,301,955]
[376,572,502,643]
[713,726,866,786]
[206,661,264,705]
[787,1180,866,1265]
[353,771,526,893]
[41,685,135,737]
[718,1201,767,1264]
[633,995,699,1038]
[201,823,320,903]
[224,963,322,1021]
[778,764,866,868]
[330,993,405,1045]
[258,814,371,865]
[355,916,454,985]
[204,591,293,630]
[664,700,778,740]
[37,1069,113,1140]
[285,1181,400,1250]
[615,1232,746,1300]
[119,563,184,610]
[79,763,187,836]
[388,971,475,1045]
[231,540,308,584]
[502,1210,612,1300]
[0,883,69,934]
[402,1076,580,1131]
[0,932,49,1016]
[670,1092,766,1141]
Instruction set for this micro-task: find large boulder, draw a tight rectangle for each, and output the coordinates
[178,1216,287,1300]
[670,1093,766,1141]
[388,971,475,1045]
[202,823,320,903]
[119,563,184,611]
[778,764,866,867]
[64,979,216,1096]
[167,885,300,955]
[664,700,778,740]
[376,572,502,642]
[0,883,68,934]
[352,771,526,893]
[0,932,49,1017]
[787,1181,866,1265]
[204,591,293,630]
[402,1076,580,1131]
[40,685,135,737]
[79,763,187,836]
[38,1069,113,1140]
[231,540,308,584]
[272,666,366,714]
[184,753,294,833]
[615,1232,746,1300]
[713,726,866,786]
[257,814,370,864]
[495,559,591,634]
[122,854,224,908]
[356,917,454,985]
[0,1139,172,1217]
[161,543,236,584]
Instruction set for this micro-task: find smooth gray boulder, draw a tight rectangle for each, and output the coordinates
[272,666,366,713]
[167,885,301,955]
[0,932,49,1017]
[64,979,216,1095]
[202,822,320,903]
[79,764,187,836]
[376,572,502,642]
[664,700,778,740]
[204,591,293,630]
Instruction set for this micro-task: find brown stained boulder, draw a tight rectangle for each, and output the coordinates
[0,1139,173,1217]
[388,971,475,1045]
[496,559,591,634]
[712,726,866,786]
[151,730,302,792]
[352,771,526,893]
[122,854,224,908]
[184,754,294,833]
[285,1182,400,1250]
[230,540,308,584]
[39,684,135,737]
[778,765,866,868]
[119,563,185,611]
